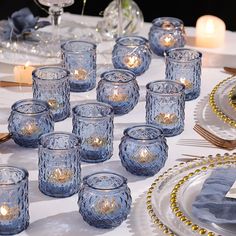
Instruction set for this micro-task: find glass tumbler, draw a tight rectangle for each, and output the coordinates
[0,166,29,235]
[38,132,81,198]
[112,36,152,76]
[32,66,70,122]
[119,125,168,176]
[165,48,202,101]
[146,80,185,137]
[72,102,114,163]
[148,17,186,56]
[61,40,97,92]
[78,171,132,228]
[8,99,54,148]
[97,69,139,115]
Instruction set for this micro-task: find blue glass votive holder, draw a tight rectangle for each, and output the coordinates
[112,36,152,76]
[78,171,132,228]
[148,17,186,56]
[38,132,81,198]
[32,66,70,122]
[146,80,185,137]
[61,40,97,92]
[119,125,168,176]
[97,69,140,115]
[165,48,202,101]
[72,102,114,163]
[8,99,54,148]
[0,166,29,235]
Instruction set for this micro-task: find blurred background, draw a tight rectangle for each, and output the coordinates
[0,0,235,31]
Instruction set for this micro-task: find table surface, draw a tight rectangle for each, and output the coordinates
[1,13,236,236]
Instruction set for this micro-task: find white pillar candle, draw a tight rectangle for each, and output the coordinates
[195,15,226,48]
[13,62,35,84]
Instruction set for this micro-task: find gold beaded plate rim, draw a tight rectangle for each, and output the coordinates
[209,75,236,128]
[146,153,236,236]
[228,85,236,110]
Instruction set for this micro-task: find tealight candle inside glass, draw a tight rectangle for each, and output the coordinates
[148,17,186,56]
[78,172,132,228]
[146,80,185,137]
[0,166,29,235]
[72,102,114,163]
[32,66,70,122]
[61,40,97,92]
[38,132,81,198]
[97,69,140,115]
[165,48,202,101]
[119,125,168,176]
[8,99,54,148]
[112,36,152,76]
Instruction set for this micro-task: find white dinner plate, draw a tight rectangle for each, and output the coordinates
[147,153,236,236]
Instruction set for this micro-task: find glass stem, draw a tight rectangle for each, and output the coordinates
[49,5,63,26]
[117,0,123,37]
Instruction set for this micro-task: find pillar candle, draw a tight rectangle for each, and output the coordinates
[13,62,35,84]
[195,15,226,48]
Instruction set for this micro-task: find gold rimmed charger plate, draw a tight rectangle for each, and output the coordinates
[209,75,236,128]
[146,153,236,236]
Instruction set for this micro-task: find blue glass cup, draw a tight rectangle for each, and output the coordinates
[61,40,97,92]
[0,166,29,235]
[38,132,81,198]
[78,171,132,228]
[32,66,70,122]
[112,36,152,76]
[165,48,202,101]
[148,17,186,56]
[8,99,54,148]
[146,80,185,137]
[72,102,114,163]
[97,69,140,115]
[119,125,168,176]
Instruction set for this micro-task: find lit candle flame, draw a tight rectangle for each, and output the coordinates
[108,87,128,102]
[155,113,178,125]
[96,198,118,214]
[160,34,175,47]
[124,55,141,68]
[138,148,155,163]
[74,69,87,80]
[0,205,9,216]
[21,123,39,136]
[179,77,192,89]
[49,168,72,183]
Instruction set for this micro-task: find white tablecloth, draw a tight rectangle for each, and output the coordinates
[0,13,236,236]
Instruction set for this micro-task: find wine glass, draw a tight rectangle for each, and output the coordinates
[38,0,74,26]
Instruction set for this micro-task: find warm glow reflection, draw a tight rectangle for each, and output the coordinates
[124,55,141,68]
[180,78,192,89]
[108,87,128,102]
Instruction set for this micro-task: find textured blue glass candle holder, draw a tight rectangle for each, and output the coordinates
[38,132,81,198]
[8,99,54,148]
[0,166,29,235]
[78,172,132,228]
[146,80,185,137]
[119,125,168,176]
[97,69,139,115]
[165,48,202,101]
[32,66,70,122]
[72,102,114,163]
[112,36,152,76]
[148,17,186,56]
[61,40,97,92]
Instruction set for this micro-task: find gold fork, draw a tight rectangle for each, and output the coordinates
[0,133,11,144]
[193,124,236,150]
